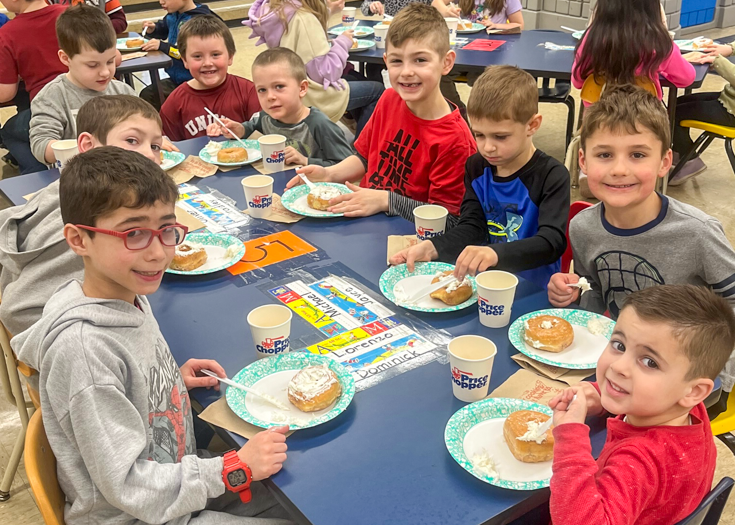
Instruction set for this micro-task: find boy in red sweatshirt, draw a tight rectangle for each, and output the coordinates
[549,284,735,525]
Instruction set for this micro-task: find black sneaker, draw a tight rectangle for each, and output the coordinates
[2,153,18,169]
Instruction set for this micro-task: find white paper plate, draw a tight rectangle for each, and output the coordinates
[166,232,245,275]
[117,38,144,51]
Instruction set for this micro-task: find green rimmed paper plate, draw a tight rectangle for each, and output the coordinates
[198,139,262,167]
[509,308,615,370]
[445,397,553,490]
[226,353,355,430]
[379,262,477,313]
[166,232,245,275]
[349,39,376,52]
[572,30,584,40]
[329,25,375,37]
[117,37,143,51]
[457,22,485,33]
[161,150,185,171]
[281,182,352,218]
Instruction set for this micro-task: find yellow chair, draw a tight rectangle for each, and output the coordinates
[665,121,735,195]
[711,391,735,437]
[25,410,66,525]
[580,74,658,105]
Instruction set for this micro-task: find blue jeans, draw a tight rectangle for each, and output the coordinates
[345,80,384,139]
[1,108,46,174]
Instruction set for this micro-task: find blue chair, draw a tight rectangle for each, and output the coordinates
[673,477,734,525]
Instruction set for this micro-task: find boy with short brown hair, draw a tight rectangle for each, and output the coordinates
[549,284,735,524]
[390,65,569,289]
[288,3,475,219]
[160,15,261,141]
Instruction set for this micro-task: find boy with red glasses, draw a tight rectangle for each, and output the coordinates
[15,147,293,525]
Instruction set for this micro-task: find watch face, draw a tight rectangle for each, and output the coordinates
[228,469,248,487]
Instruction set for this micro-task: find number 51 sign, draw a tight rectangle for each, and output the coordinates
[227,230,317,276]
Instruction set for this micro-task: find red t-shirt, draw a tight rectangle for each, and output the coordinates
[550,396,715,525]
[160,74,261,141]
[354,88,475,216]
[0,5,68,101]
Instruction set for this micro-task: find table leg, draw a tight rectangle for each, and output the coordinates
[151,68,165,108]
[662,85,679,195]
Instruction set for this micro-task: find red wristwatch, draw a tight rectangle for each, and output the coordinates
[222,450,252,503]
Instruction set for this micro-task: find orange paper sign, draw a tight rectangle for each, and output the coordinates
[227,230,317,275]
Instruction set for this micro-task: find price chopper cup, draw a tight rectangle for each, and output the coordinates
[242,175,274,219]
[374,23,389,49]
[475,270,519,328]
[342,7,356,25]
[247,304,293,359]
[51,140,79,172]
[445,17,459,42]
[413,204,448,241]
[258,134,287,174]
[448,335,497,402]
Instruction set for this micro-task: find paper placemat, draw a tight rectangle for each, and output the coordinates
[489,369,569,405]
[198,397,295,440]
[386,234,419,264]
[511,354,593,386]
[242,193,303,223]
[175,206,206,232]
[169,156,218,184]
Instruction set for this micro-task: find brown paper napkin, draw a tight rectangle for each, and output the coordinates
[242,193,303,224]
[175,206,206,232]
[386,234,419,264]
[169,156,218,184]
[23,192,38,201]
[489,369,570,405]
[511,354,593,386]
[198,397,295,440]
[120,51,147,61]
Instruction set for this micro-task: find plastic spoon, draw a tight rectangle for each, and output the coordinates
[203,107,251,151]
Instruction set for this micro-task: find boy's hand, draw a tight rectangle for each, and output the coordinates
[549,382,604,419]
[447,4,461,17]
[389,240,438,272]
[206,118,245,139]
[369,1,385,15]
[142,39,161,52]
[237,426,289,481]
[454,246,498,279]
[549,385,588,426]
[142,21,156,33]
[700,43,734,57]
[327,0,345,14]
[179,359,225,391]
[287,165,330,188]
[327,182,388,216]
[284,146,307,166]
[161,137,179,152]
[547,273,581,307]
[342,29,355,40]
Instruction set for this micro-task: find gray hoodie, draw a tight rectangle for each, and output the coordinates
[0,180,83,338]
[14,280,229,525]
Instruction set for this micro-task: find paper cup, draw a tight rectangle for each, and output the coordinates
[242,175,274,219]
[413,204,448,241]
[374,23,389,49]
[51,140,79,172]
[448,335,497,402]
[476,270,519,328]
[258,134,286,174]
[342,7,356,25]
[668,30,676,39]
[445,17,459,41]
[247,304,292,359]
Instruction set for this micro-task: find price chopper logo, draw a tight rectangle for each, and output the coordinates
[249,194,272,209]
[479,297,505,316]
[451,367,488,390]
[257,336,289,355]
[266,150,285,165]
[416,226,442,240]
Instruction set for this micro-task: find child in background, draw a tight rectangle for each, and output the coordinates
[30,4,134,166]
[160,15,261,141]
[0,0,67,174]
[211,48,353,167]
[14,147,293,525]
[549,285,735,525]
[140,0,217,108]
[455,0,523,30]
[390,66,569,290]
[288,4,475,219]
[572,0,693,102]
[547,85,735,418]
[49,0,127,33]
[0,95,166,339]
[0,13,8,27]
[244,0,384,138]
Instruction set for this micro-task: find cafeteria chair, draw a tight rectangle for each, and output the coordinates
[561,201,593,274]
[25,409,66,525]
[673,477,734,525]
[538,78,576,149]
[711,391,735,454]
[578,75,658,127]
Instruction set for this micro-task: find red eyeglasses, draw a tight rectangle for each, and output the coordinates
[75,224,189,251]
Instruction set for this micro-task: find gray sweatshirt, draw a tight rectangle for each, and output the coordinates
[241,107,353,166]
[571,195,735,390]
[13,280,229,525]
[30,74,134,164]
[0,180,83,338]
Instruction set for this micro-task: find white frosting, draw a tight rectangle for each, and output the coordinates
[524,320,530,331]
[471,450,498,478]
[288,365,338,402]
[445,275,470,293]
[393,284,409,303]
[175,242,205,257]
[516,420,549,444]
[310,186,342,201]
[269,411,309,426]
[225,244,240,259]
[540,320,554,329]
[204,141,223,156]
[577,277,591,295]
[523,334,545,349]
[587,317,610,336]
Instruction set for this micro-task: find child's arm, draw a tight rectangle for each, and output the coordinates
[712,54,735,87]
[361,0,384,16]
[659,45,696,88]
[307,113,355,167]
[484,2,524,31]
[105,0,128,34]
[289,155,367,187]
[294,15,351,90]
[571,35,587,90]
[431,0,461,18]
[29,90,67,164]
[206,115,261,140]
[143,18,168,41]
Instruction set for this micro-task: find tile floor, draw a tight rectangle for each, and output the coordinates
[3,16,735,524]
